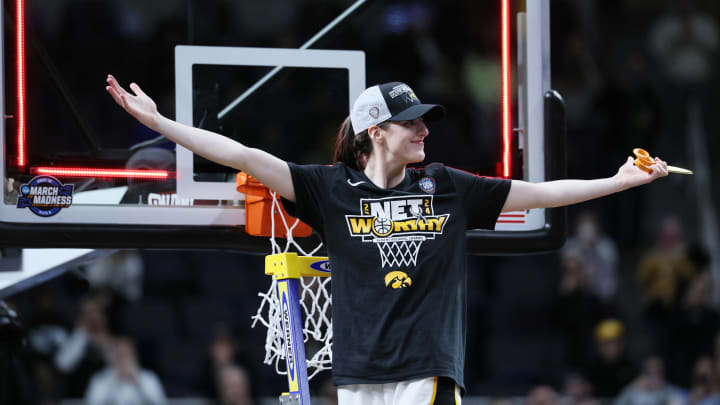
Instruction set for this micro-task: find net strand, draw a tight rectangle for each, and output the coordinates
[251,191,330,380]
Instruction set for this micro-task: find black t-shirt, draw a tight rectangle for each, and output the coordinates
[282,162,511,390]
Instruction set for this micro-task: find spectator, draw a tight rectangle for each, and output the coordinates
[648,0,718,159]
[564,212,620,302]
[559,372,597,405]
[0,300,34,404]
[526,385,559,405]
[24,289,71,403]
[688,356,720,405]
[614,355,684,405]
[584,319,638,398]
[637,216,696,312]
[666,273,720,387]
[637,215,696,354]
[199,325,248,399]
[554,249,612,369]
[85,250,145,303]
[85,336,166,405]
[217,365,253,405]
[54,294,113,398]
[650,0,718,88]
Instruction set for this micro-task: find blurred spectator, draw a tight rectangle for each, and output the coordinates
[637,216,695,311]
[200,325,247,398]
[564,212,620,302]
[559,372,597,405]
[25,290,69,359]
[554,249,613,368]
[526,385,559,405]
[54,294,113,397]
[217,365,253,405]
[648,0,719,166]
[584,319,638,397]
[0,300,34,405]
[637,215,696,353]
[650,0,718,87]
[85,336,166,405]
[614,355,684,405]
[666,273,720,387]
[688,356,720,405]
[24,289,70,403]
[85,250,145,303]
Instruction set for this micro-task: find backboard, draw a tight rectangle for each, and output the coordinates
[0,0,563,252]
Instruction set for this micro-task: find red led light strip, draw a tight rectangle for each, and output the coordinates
[500,0,512,178]
[16,0,26,167]
[17,1,514,180]
[16,1,166,181]
[33,167,170,180]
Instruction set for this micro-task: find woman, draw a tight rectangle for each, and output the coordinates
[106,76,668,405]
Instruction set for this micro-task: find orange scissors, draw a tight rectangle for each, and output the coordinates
[633,148,693,175]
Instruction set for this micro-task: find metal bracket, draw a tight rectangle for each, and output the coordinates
[279,393,301,405]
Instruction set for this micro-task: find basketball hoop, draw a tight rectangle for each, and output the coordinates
[237,173,332,386]
[236,172,312,238]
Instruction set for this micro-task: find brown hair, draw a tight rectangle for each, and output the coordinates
[333,116,388,171]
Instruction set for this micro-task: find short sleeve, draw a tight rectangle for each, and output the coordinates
[280,162,332,232]
[447,167,512,230]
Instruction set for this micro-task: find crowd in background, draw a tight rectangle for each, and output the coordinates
[2,213,716,404]
[2,0,720,403]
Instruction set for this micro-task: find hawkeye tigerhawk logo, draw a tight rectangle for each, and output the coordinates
[345,195,450,268]
[385,271,412,289]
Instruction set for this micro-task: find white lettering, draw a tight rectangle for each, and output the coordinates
[369,201,391,219]
[388,84,412,98]
[390,200,407,220]
[148,193,194,206]
[29,186,58,196]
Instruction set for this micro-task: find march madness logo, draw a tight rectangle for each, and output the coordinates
[345,195,449,268]
[16,176,74,217]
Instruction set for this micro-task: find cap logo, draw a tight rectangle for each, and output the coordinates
[388,84,414,99]
[369,106,380,119]
[402,92,418,105]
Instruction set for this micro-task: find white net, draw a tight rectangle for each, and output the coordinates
[250,191,331,380]
[374,236,425,267]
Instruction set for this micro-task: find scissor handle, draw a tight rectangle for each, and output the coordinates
[633,148,655,173]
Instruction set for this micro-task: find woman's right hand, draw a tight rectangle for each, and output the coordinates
[105,74,160,130]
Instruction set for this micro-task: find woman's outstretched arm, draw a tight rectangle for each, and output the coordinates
[501,156,668,212]
[105,75,296,202]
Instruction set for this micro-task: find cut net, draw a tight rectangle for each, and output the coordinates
[374,236,425,267]
[250,191,331,380]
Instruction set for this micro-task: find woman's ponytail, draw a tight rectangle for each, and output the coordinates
[333,116,371,171]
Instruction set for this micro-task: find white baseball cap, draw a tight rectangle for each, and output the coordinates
[350,82,445,135]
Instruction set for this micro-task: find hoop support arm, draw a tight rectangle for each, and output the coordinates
[266,253,331,280]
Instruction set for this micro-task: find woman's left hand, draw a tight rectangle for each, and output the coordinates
[616,156,668,189]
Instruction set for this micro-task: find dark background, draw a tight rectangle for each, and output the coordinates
[2,0,720,403]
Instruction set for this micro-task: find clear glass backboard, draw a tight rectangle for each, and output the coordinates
[1,0,563,252]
